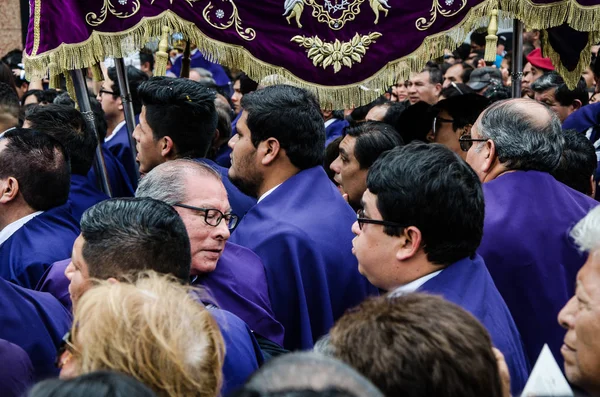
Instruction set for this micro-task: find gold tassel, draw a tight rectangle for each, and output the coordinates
[64,72,78,109]
[49,73,60,90]
[91,63,103,82]
[48,54,60,89]
[154,26,170,77]
[484,9,499,63]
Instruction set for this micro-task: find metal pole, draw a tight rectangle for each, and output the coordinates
[511,19,524,98]
[114,58,140,180]
[69,69,113,197]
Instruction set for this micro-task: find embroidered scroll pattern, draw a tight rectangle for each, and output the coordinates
[415,0,467,31]
[86,0,141,26]
[203,0,256,41]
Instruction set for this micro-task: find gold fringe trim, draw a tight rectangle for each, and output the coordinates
[91,63,104,82]
[64,72,77,110]
[31,0,42,56]
[541,30,600,90]
[500,0,600,31]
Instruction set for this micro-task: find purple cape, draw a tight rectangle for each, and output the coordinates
[325,118,349,147]
[104,121,139,189]
[419,255,530,395]
[194,158,256,218]
[208,307,263,396]
[0,277,72,380]
[229,166,378,350]
[35,259,72,311]
[171,51,232,91]
[0,204,80,289]
[0,339,34,397]
[194,241,284,346]
[88,147,135,198]
[69,174,109,222]
[478,171,598,366]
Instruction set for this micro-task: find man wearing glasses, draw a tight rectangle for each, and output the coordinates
[351,143,529,395]
[427,93,490,159]
[463,98,598,369]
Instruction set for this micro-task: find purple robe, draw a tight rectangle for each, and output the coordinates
[193,241,284,346]
[171,51,232,92]
[0,339,34,397]
[0,205,80,289]
[194,158,256,218]
[229,166,378,350]
[0,277,72,380]
[208,307,263,396]
[478,171,598,365]
[418,255,530,395]
[35,259,72,311]
[325,118,349,147]
[87,147,135,198]
[68,174,109,222]
[104,121,139,189]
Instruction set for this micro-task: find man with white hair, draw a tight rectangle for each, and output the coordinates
[558,206,600,395]
[464,98,598,366]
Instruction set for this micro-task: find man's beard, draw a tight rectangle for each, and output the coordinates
[229,171,263,199]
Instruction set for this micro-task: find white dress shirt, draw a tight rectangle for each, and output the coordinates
[388,270,443,297]
[257,183,282,204]
[0,211,44,246]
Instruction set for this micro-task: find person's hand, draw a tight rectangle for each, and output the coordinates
[493,347,511,397]
[477,59,487,68]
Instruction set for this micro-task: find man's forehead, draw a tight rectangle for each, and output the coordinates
[578,251,600,296]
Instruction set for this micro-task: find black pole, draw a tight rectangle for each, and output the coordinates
[113,58,140,181]
[69,69,113,197]
[511,20,524,98]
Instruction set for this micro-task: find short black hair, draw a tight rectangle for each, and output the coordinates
[25,104,97,176]
[346,121,403,169]
[139,48,155,72]
[0,128,70,210]
[440,83,475,99]
[54,93,108,142]
[367,143,484,266]
[552,129,597,195]
[241,85,325,169]
[348,97,388,124]
[531,72,589,107]
[0,81,20,123]
[470,28,488,47]
[107,66,149,115]
[21,89,58,106]
[27,371,157,397]
[460,63,475,83]
[395,102,433,144]
[80,197,191,282]
[379,102,408,133]
[236,73,259,95]
[138,76,218,159]
[433,93,490,131]
[424,64,443,85]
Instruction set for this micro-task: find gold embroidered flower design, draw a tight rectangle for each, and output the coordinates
[291,32,381,73]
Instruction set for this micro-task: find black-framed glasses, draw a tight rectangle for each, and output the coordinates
[458,134,488,152]
[98,88,116,96]
[432,116,454,135]
[356,208,405,230]
[173,203,239,231]
[55,331,77,369]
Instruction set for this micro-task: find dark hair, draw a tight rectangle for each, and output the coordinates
[424,65,443,85]
[0,128,70,210]
[80,198,191,282]
[107,66,149,114]
[329,294,503,397]
[138,76,217,159]
[395,101,433,144]
[21,89,58,106]
[236,73,259,95]
[346,121,403,169]
[379,101,408,132]
[1,49,23,70]
[27,371,157,397]
[25,104,97,175]
[139,48,155,73]
[433,93,490,132]
[325,136,344,182]
[531,72,590,107]
[232,389,360,397]
[0,62,17,95]
[440,83,475,99]
[460,62,475,83]
[454,43,471,61]
[470,28,488,47]
[348,97,388,124]
[367,143,484,265]
[241,85,325,169]
[0,81,20,123]
[54,93,108,142]
[552,129,597,195]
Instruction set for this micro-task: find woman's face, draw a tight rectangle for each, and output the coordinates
[57,331,81,379]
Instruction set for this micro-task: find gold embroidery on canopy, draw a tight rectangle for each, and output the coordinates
[202,0,256,41]
[86,0,141,26]
[291,32,382,73]
[31,0,42,56]
[416,0,468,31]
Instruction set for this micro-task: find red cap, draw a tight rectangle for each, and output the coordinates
[526,48,555,71]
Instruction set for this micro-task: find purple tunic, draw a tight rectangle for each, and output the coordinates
[88,147,135,198]
[229,166,378,350]
[193,241,284,346]
[0,204,80,289]
[419,255,530,395]
[478,171,598,365]
[69,174,109,222]
[104,121,139,189]
[325,118,349,147]
[35,259,72,311]
[0,339,34,397]
[0,277,72,380]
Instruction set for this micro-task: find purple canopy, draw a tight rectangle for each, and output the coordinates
[23,0,600,107]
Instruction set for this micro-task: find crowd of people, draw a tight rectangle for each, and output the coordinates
[1,25,600,396]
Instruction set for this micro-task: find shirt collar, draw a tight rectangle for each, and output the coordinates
[324,118,337,128]
[257,184,282,203]
[0,211,44,247]
[388,270,443,297]
[104,120,126,143]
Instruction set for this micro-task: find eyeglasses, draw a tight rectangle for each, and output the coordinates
[458,134,488,152]
[356,208,405,230]
[98,88,116,96]
[173,203,239,231]
[55,331,78,369]
[432,116,454,135]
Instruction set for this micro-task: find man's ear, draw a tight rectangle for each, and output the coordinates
[480,139,497,175]
[260,138,281,166]
[426,129,435,142]
[212,129,221,146]
[161,136,175,158]
[0,177,19,204]
[117,96,123,111]
[434,83,443,97]
[590,175,596,199]
[572,99,583,111]
[395,226,422,262]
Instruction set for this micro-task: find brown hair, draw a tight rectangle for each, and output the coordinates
[329,294,503,397]
[71,271,225,397]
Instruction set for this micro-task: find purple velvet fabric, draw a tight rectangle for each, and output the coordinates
[0,339,34,397]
